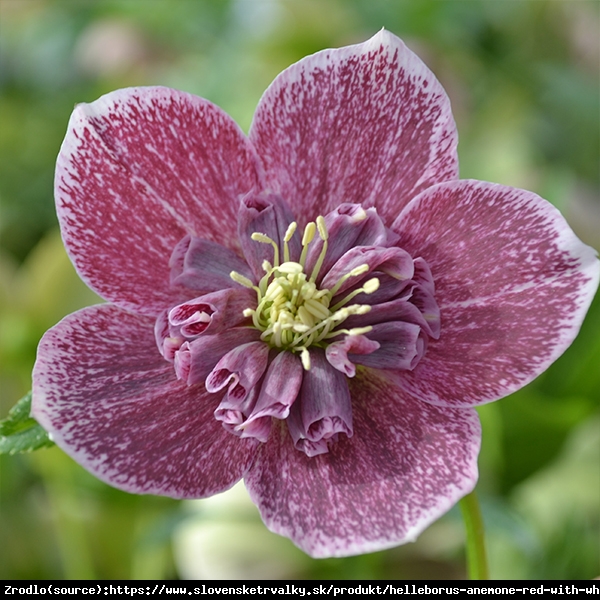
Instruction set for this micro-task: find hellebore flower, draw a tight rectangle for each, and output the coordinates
[32,30,599,558]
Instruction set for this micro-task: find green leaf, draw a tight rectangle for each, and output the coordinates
[0,391,54,453]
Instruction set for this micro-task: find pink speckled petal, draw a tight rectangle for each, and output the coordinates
[393,179,600,407]
[32,305,257,498]
[245,370,480,558]
[56,87,261,315]
[250,30,458,225]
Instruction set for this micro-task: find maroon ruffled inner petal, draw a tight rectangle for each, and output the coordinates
[238,192,300,278]
[287,349,353,457]
[170,236,254,291]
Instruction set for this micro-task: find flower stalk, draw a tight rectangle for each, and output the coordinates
[459,490,489,580]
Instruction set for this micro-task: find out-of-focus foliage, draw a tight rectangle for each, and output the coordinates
[0,0,598,580]
[0,392,54,453]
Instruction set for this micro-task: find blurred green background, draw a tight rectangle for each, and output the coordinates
[1,0,598,580]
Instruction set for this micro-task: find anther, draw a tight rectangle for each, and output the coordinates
[244,211,379,358]
[297,305,314,327]
[251,232,273,244]
[345,304,371,315]
[299,222,316,268]
[352,207,368,222]
[348,326,373,336]
[300,347,311,370]
[283,221,297,262]
[276,262,304,275]
[251,232,280,267]
[230,271,257,290]
[264,280,285,302]
[304,299,331,320]
[316,216,328,241]
[329,263,370,296]
[284,222,297,243]
[326,325,373,339]
[331,277,380,311]
[301,222,316,246]
[309,217,330,282]
[362,278,380,294]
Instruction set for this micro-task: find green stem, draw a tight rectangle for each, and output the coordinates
[459,489,489,580]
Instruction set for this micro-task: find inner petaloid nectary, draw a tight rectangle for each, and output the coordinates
[153,199,440,455]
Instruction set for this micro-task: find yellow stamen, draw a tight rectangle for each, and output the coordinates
[283,222,297,263]
[276,262,304,275]
[352,207,368,222]
[331,277,380,311]
[301,222,316,246]
[326,325,373,339]
[233,213,380,369]
[328,263,370,296]
[251,231,280,267]
[316,216,328,241]
[230,271,257,291]
[300,347,311,370]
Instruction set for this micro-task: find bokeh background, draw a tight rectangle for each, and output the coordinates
[1,0,598,580]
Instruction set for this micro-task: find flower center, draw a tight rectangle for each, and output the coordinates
[230,216,379,369]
